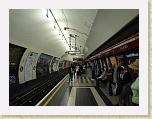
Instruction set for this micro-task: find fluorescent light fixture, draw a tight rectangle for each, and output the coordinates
[65,50,81,55]
[76,53,84,56]
[71,47,75,51]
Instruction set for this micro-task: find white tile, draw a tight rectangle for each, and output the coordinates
[67,87,76,106]
[90,87,106,106]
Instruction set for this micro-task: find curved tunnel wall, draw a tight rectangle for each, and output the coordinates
[10,43,72,85]
[9,43,72,105]
[9,44,26,85]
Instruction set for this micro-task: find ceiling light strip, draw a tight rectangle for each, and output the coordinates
[48,9,70,48]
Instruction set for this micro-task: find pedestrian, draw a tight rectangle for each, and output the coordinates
[128,59,139,106]
[69,64,74,86]
[116,66,133,105]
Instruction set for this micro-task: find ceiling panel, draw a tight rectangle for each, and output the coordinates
[9,9,97,58]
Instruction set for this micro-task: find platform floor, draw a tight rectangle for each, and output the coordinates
[45,69,118,106]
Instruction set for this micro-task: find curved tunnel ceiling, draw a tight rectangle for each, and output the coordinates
[9,9,98,58]
[85,9,139,58]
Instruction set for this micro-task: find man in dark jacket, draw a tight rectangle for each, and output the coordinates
[116,66,133,105]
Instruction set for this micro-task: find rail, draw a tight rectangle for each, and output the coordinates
[9,68,69,106]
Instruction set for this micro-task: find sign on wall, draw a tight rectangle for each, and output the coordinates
[24,52,39,82]
[50,57,59,73]
[36,53,53,78]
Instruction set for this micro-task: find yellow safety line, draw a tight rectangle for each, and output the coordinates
[43,76,68,106]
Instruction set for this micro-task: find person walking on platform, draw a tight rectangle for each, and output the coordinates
[69,64,74,86]
[76,65,83,80]
[72,64,76,80]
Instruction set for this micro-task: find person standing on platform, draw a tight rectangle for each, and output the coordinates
[116,66,132,105]
[109,66,117,95]
[128,59,139,106]
[91,61,96,80]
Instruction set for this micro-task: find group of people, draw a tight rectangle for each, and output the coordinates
[111,59,139,106]
[69,63,87,86]
[91,59,139,106]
